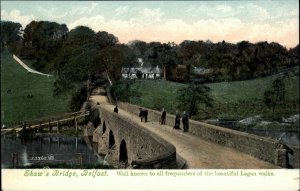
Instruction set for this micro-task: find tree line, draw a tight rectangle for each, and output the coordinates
[1,20,298,112]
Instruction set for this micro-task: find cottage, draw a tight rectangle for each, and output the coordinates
[122,66,161,79]
[122,58,161,79]
[192,66,212,75]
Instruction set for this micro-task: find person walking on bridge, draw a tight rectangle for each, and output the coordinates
[174,111,181,129]
[114,105,118,113]
[144,110,148,122]
[161,108,166,125]
[182,111,189,132]
[139,108,144,122]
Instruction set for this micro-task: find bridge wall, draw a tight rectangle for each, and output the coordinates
[117,102,287,167]
[92,105,176,169]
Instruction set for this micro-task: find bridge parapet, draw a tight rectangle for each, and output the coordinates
[117,102,292,168]
[92,105,176,169]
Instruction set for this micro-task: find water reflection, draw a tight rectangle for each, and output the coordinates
[1,134,108,169]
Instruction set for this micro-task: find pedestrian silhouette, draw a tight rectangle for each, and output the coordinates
[174,111,181,129]
[139,108,144,122]
[182,111,189,132]
[114,105,118,113]
[139,108,148,122]
[161,108,166,125]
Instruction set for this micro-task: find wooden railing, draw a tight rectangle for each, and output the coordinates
[1,111,90,135]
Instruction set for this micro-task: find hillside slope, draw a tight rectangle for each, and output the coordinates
[1,50,71,126]
[128,69,299,121]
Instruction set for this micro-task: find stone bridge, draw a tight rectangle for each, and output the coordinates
[83,94,298,169]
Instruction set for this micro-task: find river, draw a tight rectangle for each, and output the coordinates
[1,134,109,169]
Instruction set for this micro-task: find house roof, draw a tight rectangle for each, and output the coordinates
[122,66,161,73]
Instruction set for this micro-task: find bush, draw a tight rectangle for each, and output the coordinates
[69,85,87,111]
[19,128,36,139]
[110,80,141,102]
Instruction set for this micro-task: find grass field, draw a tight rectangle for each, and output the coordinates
[128,69,299,121]
[1,50,71,126]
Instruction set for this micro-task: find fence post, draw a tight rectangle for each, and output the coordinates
[11,153,15,168]
[75,136,78,151]
[11,153,16,168]
[57,120,60,133]
[78,153,83,168]
[74,116,78,134]
[16,152,19,166]
[39,122,42,133]
[49,120,52,132]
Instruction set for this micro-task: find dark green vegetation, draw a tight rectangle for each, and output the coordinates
[2,21,299,87]
[176,82,213,117]
[264,77,286,114]
[1,20,299,128]
[122,67,299,123]
[129,40,299,83]
[1,50,71,126]
[110,80,141,102]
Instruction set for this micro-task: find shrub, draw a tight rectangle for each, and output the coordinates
[69,85,87,112]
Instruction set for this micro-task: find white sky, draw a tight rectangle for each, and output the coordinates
[1,1,299,48]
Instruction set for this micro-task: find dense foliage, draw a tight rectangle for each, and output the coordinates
[110,80,141,102]
[176,82,213,117]
[1,20,299,112]
[264,77,286,114]
[0,21,22,53]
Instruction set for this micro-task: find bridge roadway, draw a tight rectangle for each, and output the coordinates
[89,95,277,169]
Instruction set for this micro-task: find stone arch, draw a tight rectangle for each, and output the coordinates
[109,130,115,149]
[119,139,128,163]
[103,122,106,134]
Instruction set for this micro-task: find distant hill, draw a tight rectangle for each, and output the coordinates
[1,50,71,126]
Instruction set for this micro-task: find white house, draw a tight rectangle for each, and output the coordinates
[122,66,161,79]
[192,66,212,75]
[122,58,161,79]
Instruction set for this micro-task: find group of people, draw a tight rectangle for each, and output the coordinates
[174,110,189,132]
[116,104,189,132]
[138,107,190,132]
[139,108,148,122]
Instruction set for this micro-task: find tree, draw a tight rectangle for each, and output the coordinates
[21,21,68,71]
[128,40,147,57]
[289,44,299,66]
[264,77,286,113]
[110,80,141,102]
[95,31,119,49]
[93,44,129,82]
[177,82,213,118]
[69,85,88,111]
[0,21,22,53]
[52,26,97,95]
[146,43,177,80]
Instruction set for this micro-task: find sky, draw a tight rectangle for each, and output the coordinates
[1,1,299,48]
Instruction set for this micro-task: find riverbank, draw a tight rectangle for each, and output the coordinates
[1,50,71,127]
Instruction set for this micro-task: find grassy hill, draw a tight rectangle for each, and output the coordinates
[128,69,299,121]
[1,50,71,126]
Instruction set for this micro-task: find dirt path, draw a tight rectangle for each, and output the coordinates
[89,95,109,105]
[100,103,278,169]
[13,54,52,77]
